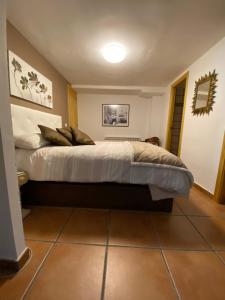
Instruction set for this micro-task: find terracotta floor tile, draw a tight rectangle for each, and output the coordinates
[23,207,72,241]
[105,247,177,300]
[216,251,225,264]
[171,202,184,215]
[58,209,109,244]
[0,241,52,300]
[24,243,105,300]
[151,215,210,250]
[176,187,225,217]
[175,195,207,216]
[109,211,159,247]
[164,250,225,300]
[150,202,184,216]
[190,216,225,250]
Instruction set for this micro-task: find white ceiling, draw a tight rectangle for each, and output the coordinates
[7,0,225,86]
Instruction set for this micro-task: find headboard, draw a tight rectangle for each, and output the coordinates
[11,104,62,136]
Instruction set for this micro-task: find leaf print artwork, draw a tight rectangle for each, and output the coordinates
[12,58,22,72]
[47,94,52,106]
[8,51,53,108]
[11,58,23,97]
[39,84,48,93]
[20,76,28,89]
[28,72,40,86]
[20,76,33,99]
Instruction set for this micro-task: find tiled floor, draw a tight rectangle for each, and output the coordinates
[1,187,225,299]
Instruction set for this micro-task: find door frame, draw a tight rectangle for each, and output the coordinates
[214,132,225,204]
[165,71,189,157]
[68,84,78,128]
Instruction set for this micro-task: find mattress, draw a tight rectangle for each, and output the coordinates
[15,141,193,200]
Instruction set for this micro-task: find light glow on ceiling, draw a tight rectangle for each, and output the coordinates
[102,43,126,63]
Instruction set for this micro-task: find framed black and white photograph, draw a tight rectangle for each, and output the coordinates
[102,104,130,127]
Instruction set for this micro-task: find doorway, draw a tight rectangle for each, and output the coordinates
[165,72,189,156]
[68,85,78,128]
[214,132,225,204]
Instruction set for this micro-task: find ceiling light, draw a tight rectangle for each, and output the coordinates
[102,43,126,63]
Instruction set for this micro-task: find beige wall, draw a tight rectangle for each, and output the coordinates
[7,22,68,125]
[166,36,225,193]
[77,93,167,143]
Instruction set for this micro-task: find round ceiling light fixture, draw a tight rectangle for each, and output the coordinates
[102,43,126,63]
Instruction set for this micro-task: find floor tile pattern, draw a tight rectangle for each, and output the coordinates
[1,187,225,300]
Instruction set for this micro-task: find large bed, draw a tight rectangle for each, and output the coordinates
[11,104,193,212]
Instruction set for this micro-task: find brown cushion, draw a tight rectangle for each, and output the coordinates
[56,127,75,144]
[38,125,72,146]
[71,128,95,145]
[145,137,160,146]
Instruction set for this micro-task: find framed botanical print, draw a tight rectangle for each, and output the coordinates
[8,50,53,108]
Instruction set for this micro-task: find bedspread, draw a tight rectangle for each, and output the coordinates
[15,141,194,200]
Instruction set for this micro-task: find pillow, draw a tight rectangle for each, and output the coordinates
[56,127,76,144]
[71,128,95,145]
[14,133,50,150]
[145,137,160,146]
[38,125,72,146]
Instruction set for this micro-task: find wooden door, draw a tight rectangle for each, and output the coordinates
[67,85,78,128]
[170,81,185,155]
[166,73,188,157]
[214,132,225,204]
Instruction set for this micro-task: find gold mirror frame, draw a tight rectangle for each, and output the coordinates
[192,70,218,116]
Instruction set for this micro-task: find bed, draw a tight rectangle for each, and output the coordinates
[11,104,193,212]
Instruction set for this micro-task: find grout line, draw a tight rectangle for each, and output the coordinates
[25,238,58,243]
[185,215,214,250]
[20,208,225,300]
[108,243,159,249]
[184,215,225,266]
[56,240,107,247]
[100,210,111,300]
[174,201,187,216]
[55,209,74,242]
[100,247,109,300]
[161,250,181,300]
[21,208,74,299]
[21,205,224,299]
[150,215,181,299]
[21,243,55,300]
[214,251,225,267]
[149,214,218,254]
[183,215,213,217]
[150,218,165,250]
[25,238,217,252]
[175,198,222,218]
[55,240,216,252]
[25,209,74,244]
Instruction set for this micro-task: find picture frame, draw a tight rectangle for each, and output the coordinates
[102,104,130,127]
[192,70,217,116]
[8,50,53,108]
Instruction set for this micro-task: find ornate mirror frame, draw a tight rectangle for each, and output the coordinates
[192,70,218,116]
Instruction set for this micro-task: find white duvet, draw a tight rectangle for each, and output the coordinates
[15,141,193,200]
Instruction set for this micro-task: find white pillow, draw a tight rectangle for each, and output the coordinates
[14,133,50,150]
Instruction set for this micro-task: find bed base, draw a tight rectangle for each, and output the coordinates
[21,181,173,212]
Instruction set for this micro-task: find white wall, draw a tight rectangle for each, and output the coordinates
[148,95,169,146]
[0,0,26,261]
[77,93,167,143]
[174,37,225,193]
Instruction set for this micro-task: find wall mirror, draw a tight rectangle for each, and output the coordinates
[192,70,218,116]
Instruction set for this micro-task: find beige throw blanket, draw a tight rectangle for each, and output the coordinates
[131,142,187,169]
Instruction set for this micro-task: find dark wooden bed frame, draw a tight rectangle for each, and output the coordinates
[21,181,173,212]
